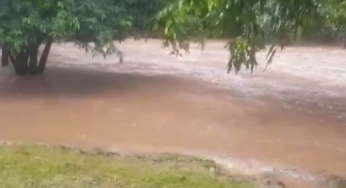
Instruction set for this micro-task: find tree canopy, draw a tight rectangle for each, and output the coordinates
[0,0,164,75]
[0,0,345,75]
[154,0,346,73]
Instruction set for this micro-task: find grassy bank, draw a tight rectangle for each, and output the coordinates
[0,144,255,188]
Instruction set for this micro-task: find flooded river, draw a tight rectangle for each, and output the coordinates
[0,40,346,187]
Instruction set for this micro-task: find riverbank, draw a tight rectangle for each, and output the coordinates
[0,144,261,188]
[0,143,345,188]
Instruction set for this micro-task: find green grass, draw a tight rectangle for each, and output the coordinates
[0,144,256,188]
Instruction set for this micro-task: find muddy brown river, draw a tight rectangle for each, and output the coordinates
[1,40,346,187]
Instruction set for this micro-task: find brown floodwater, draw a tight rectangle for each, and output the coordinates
[0,40,346,187]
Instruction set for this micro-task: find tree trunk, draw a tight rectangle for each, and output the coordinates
[1,47,9,67]
[10,51,30,76]
[37,39,53,74]
[28,44,40,74]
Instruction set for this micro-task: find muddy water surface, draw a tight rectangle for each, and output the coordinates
[0,40,346,187]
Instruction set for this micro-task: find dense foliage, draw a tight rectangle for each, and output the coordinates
[154,0,346,73]
[0,0,345,75]
[0,0,165,75]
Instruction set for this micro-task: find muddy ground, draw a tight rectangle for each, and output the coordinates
[0,39,346,188]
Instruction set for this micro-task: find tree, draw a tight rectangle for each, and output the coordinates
[153,0,346,73]
[2,0,344,76]
[124,0,170,39]
[0,0,133,75]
